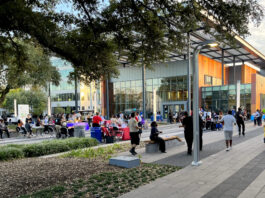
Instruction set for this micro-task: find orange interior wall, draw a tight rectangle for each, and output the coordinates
[251,73,265,113]
[242,65,257,84]
[198,54,223,88]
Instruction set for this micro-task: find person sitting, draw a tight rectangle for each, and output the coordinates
[110,115,119,134]
[150,121,166,153]
[92,112,102,127]
[17,119,28,137]
[0,119,10,139]
[25,118,33,136]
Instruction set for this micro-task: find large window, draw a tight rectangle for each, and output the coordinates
[202,84,251,113]
[111,75,189,117]
[204,75,222,86]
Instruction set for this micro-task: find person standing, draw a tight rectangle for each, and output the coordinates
[169,111,173,124]
[236,108,245,136]
[128,112,140,155]
[254,109,260,126]
[199,114,204,151]
[180,112,193,155]
[219,110,236,151]
[150,121,166,153]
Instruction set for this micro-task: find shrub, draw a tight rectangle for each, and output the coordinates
[0,137,98,160]
[23,138,98,157]
[0,147,24,161]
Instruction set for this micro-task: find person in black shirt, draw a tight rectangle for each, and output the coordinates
[180,111,193,155]
[150,121,166,153]
[199,115,204,151]
[236,108,245,136]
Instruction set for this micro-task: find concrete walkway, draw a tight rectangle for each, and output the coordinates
[119,125,265,198]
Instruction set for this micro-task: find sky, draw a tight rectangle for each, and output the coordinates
[245,0,265,55]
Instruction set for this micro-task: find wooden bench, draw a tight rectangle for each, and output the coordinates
[144,136,183,153]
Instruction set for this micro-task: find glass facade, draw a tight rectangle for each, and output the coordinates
[111,76,188,117]
[51,93,80,102]
[201,84,251,113]
[50,58,75,91]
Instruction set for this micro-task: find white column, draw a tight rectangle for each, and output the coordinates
[94,91,97,114]
[14,99,17,117]
[48,96,51,116]
[236,80,241,110]
[153,88,157,121]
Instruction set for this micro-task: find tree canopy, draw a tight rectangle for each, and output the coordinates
[3,88,47,116]
[0,39,60,104]
[0,0,263,82]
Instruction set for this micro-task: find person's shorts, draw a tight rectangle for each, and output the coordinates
[130,132,140,145]
[224,130,233,140]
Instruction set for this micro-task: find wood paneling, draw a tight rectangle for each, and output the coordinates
[251,73,265,113]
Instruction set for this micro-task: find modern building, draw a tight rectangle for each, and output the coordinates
[102,32,265,119]
[50,57,101,114]
[49,33,265,119]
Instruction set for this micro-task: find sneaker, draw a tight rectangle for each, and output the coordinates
[229,147,232,150]
[133,151,137,155]
[226,147,230,151]
[161,151,167,153]
[242,132,245,136]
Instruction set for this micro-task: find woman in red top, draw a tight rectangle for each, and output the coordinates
[92,112,102,127]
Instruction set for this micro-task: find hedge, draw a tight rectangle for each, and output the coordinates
[0,147,24,161]
[0,137,98,161]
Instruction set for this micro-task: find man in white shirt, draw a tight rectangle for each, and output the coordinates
[219,110,236,151]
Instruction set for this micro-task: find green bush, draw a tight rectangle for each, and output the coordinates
[0,147,24,161]
[0,137,98,160]
[23,138,98,157]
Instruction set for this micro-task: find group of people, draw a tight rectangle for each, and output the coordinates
[179,107,248,155]
[128,112,165,155]
[254,109,263,126]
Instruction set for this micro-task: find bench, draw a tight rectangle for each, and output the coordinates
[144,136,183,153]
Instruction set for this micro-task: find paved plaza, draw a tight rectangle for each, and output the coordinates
[118,124,265,198]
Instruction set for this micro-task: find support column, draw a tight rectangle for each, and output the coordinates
[48,83,51,116]
[142,64,146,119]
[90,83,92,109]
[153,88,157,121]
[106,77,110,120]
[187,32,191,115]
[14,99,17,117]
[222,49,224,85]
[74,72,78,113]
[233,56,236,84]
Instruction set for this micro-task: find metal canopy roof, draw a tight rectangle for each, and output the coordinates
[119,28,265,70]
[177,29,265,69]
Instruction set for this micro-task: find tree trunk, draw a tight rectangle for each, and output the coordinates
[0,85,11,106]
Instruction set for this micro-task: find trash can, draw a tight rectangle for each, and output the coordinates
[91,127,102,142]
[74,125,85,137]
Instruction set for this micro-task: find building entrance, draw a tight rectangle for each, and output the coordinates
[163,104,185,119]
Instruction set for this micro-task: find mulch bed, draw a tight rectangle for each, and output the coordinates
[0,157,121,198]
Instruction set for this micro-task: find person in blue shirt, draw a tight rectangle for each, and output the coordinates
[150,121,166,153]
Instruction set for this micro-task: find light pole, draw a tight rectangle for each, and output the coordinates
[192,40,218,166]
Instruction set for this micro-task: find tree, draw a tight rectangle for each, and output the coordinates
[0,39,60,105]
[0,0,263,82]
[3,88,47,116]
